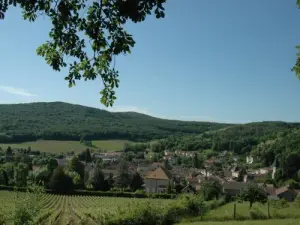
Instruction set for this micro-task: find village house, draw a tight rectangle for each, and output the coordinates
[137,163,152,177]
[199,168,212,177]
[163,154,173,161]
[149,162,165,171]
[175,150,195,158]
[223,170,233,179]
[256,167,273,175]
[32,165,41,172]
[266,186,298,202]
[102,169,119,178]
[246,156,254,164]
[56,158,68,167]
[186,176,201,190]
[144,166,172,193]
[164,150,172,156]
[229,165,242,179]
[93,152,121,163]
[204,158,217,168]
[181,184,196,194]
[222,181,248,197]
[104,152,122,157]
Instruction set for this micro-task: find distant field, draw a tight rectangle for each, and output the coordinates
[0,140,132,154]
[179,219,300,225]
[92,140,133,151]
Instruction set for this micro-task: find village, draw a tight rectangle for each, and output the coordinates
[52,148,300,202]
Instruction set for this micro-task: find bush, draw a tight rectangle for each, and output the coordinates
[12,184,44,225]
[277,199,289,208]
[134,189,146,194]
[178,194,205,216]
[206,197,227,210]
[0,212,5,225]
[249,208,267,220]
[296,196,300,208]
[162,204,185,225]
[103,204,166,225]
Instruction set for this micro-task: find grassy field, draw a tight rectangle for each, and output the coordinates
[0,190,173,225]
[0,140,132,154]
[92,140,133,151]
[179,219,300,225]
[182,201,300,224]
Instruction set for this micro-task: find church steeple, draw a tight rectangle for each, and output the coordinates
[272,157,277,180]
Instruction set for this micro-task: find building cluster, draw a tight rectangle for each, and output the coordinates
[54,150,299,202]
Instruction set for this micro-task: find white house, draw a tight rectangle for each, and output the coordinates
[246,156,254,164]
[144,167,171,193]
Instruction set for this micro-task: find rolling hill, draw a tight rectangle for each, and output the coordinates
[0,102,231,143]
[152,121,300,159]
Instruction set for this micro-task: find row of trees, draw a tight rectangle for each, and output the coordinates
[0,150,145,194]
[0,145,146,193]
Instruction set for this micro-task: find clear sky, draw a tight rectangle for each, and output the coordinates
[1,0,300,123]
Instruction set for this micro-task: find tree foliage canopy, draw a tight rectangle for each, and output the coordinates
[0,0,166,106]
[240,183,267,209]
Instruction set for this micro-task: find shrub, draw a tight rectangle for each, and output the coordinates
[0,212,5,225]
[12,184,44,225]
[296,196,300,208]
[249,208,267,220]
[134,189,146,194]
[206,197,226,210]
[178,194,205,216]
[162,204,185,225]
[103,204,166,225]
[277,199,289,208]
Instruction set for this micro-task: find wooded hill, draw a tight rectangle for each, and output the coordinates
[153,122,300,166]
[0,102,230,143]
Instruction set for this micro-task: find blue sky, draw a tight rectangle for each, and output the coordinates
[1,0,300,123]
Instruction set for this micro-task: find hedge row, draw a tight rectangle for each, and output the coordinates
[0,185,176,199]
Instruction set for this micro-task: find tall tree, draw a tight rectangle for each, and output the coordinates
[5,146,13,161]
[78,148,92,163]
[88,167,106,191]
[240,183,267,209]
[0,168,8,185]
[49,166,74,193]
[47,158,58,172]
[0,0,166,106]
[193,153,204,169]
[130,172,143,191]
[85,148,92,163]
[115,158,130,188]
[4,163,14,182]
[35,166,51,186]
[164,160,172,170]
[199,180,222,201]
[14,163,29,187]
[68,156,85,180]
[237,166,247,182]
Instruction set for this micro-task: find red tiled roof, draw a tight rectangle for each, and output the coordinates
[275,186,289,195]
[145,167,171,180]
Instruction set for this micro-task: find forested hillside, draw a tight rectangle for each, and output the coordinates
[0,102,230,142]
[152,122,300,156]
